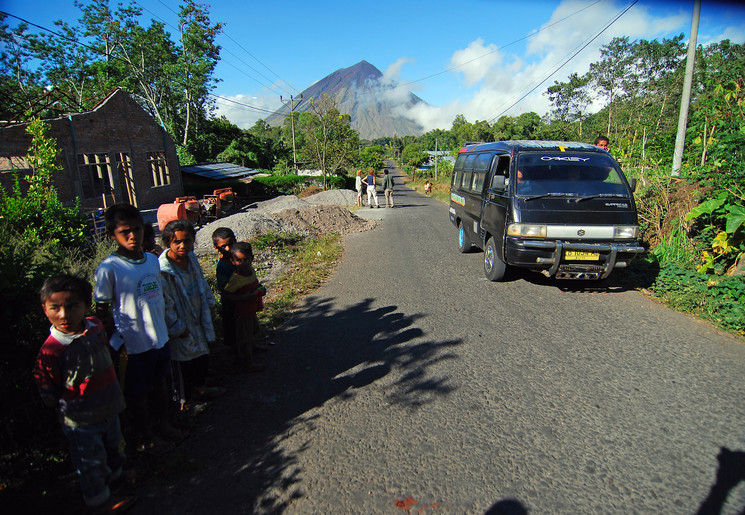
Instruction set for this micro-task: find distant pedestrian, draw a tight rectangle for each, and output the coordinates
[366,169,380,208]
[424,180,432,195]
[355,170,364,207]
[381,169,395,208]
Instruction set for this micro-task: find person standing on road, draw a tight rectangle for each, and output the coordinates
[355,170,364,207]
[366,169,380,208]
[381,169,395,208]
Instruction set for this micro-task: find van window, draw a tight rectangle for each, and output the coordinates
[475,153,492,171]
[471,170,486,192]
[495,155,510,176]
[452,169,462,189]
[515,152,629,197]
[454,154,467,171]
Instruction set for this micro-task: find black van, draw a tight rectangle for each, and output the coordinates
[449,140,645,281]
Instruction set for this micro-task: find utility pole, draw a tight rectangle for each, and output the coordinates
[672,0,701,177]
[280,94,303,172]
[434,139,438,181]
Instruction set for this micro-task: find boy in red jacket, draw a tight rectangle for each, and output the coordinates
[33,274,135,512]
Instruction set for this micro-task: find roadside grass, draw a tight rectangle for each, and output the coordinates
[402,175,451,204]
[257,232,342,328]
[200,231,343,333]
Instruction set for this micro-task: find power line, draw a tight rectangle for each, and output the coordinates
[0,11,280,118]
[394,0,604,90]
[212,94,277,115]
[149,0,297,97]
[222,32,300,95]
[486,0,638,123]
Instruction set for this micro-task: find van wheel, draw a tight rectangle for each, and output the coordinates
[484,236,506,281]
[458,223,472,253]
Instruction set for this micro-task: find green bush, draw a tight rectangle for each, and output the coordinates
[648,265,745,334]
[0,119,94,444]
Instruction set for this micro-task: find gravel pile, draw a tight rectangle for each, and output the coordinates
[302,189,358,206]
[194,189,371,255]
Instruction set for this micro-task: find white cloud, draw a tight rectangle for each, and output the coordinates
[449,38,503,86]
[213,92,281,129]
[381,57,413,85]
[700,25,745,46]
[398,0,695,133]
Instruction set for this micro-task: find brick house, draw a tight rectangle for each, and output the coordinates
[0,88,183,211]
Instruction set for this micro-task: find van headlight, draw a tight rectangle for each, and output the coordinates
[613,225,638,239]
[507,223,547,238]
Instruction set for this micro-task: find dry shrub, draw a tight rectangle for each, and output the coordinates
[635,175,707,247]
[298,185,324,198]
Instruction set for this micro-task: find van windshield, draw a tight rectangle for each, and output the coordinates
[515,152,629,198]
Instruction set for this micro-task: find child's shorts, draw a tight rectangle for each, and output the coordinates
[123,342,171,397]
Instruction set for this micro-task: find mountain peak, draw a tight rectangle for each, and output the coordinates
[265,61,424,139]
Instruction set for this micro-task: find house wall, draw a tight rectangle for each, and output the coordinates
[0,89,183,211]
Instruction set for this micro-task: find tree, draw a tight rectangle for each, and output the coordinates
[298,94,360,188]
[546,72,591,138]
[172,0,222,146]
[359,145,385,171]
[0,14,45,115]
[401,142,428,176]
[589,37,634,136]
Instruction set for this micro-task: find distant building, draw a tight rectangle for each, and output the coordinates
[181,162,262,188]
[418,150,455,170]
[0,89,183,211]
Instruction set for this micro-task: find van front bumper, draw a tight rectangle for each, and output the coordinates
[505,238,646,280]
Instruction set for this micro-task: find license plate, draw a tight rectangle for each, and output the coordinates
[565,251,600,261]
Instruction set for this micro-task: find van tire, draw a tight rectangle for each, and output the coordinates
[484,236,506,281]
[458,222,473,253]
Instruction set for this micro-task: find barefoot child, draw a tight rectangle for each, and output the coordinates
[94,203,185,451]
[212,227,237,352]
[159,220,223,409]
[33,275,135,512]
[223,242,267,371]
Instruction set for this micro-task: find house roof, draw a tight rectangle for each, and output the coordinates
[180,162,259,181]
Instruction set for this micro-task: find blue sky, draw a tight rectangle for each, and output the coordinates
[3,0,744,132]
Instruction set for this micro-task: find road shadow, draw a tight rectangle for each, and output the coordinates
[696,447,745,514]
[464,250,660,293]
[132,296,462,513]
[484,498,528,514]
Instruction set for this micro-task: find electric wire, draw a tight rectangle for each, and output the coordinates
[486,0,638,123]
[0,10,279,117]
[139,0,291,97]
[394,0,604,90]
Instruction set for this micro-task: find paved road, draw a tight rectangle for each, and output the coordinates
[135,169,745,514]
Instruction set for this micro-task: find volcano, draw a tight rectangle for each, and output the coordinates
[265,60,425,140]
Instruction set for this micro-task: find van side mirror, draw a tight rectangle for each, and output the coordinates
[490,175,506,191]
[628,178,637,192]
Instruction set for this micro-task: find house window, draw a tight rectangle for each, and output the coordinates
[0,156,31,176]
[77,153,114,198]
[147,152,171,187]
[115,152,137,206]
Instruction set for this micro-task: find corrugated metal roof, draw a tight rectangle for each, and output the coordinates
[181,162,259,180]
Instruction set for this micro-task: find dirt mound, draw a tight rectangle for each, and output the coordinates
[272,205,378,236]
[194,192,377,254]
